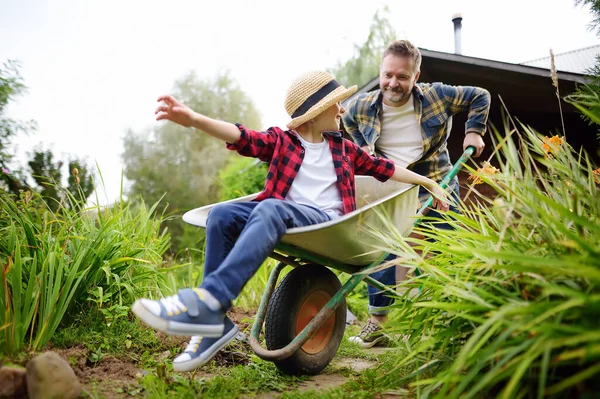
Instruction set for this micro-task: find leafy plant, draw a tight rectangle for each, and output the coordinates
[217,157,267,201]
[371,121,599,397]
[0,187,171,354]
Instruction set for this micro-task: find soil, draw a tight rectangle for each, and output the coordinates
[32,308,259,397]
[46,344,370,398]
[49,346,144,397]
[37,319,384,399]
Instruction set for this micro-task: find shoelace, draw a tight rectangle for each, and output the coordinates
[185,336,202,353]
[160,294,188,315]
[359,321,380,338]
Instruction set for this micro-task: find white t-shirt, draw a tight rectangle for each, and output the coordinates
[378,94,423,168]
[285,133,343,219]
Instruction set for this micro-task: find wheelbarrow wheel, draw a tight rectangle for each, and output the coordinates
[265,263,346,375]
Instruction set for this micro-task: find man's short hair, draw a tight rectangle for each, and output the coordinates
[382,40,422,73]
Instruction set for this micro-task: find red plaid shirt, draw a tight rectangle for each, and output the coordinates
[226,124,395,214]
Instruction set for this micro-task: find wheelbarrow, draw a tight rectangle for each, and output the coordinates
[182,147,474,375]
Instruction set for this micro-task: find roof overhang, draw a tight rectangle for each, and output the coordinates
[346,48,589,115]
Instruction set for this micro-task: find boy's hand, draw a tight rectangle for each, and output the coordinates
[155,95,196,127]
[428,183,450,212]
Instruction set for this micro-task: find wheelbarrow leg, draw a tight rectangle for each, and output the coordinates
[250,261,287,348]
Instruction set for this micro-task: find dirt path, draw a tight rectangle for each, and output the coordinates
[250,357,378,399]
[29,309,398,398]
[50,343,387,398]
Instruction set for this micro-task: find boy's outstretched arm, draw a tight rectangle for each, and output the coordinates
[389,167,450,212]
[155,95,241,144]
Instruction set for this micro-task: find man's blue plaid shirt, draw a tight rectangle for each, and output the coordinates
[342,82,491,202]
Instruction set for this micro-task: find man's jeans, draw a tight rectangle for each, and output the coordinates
[200,199,332,310]
[367,185,460,315]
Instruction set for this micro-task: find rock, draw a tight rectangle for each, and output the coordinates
[26,352,81,399]
[234,331,248,343]
[157,350,171,361]
[0,366,28,399]
[345,309,358,325]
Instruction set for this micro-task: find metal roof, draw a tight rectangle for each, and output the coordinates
[521,44,600,74]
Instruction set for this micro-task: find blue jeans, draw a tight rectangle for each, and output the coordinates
[200,199,332,310]
[367,185,460,315]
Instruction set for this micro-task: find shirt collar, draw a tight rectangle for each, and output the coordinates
[289,130,342,140]
[412,84,424,100]
[322,130,343,137]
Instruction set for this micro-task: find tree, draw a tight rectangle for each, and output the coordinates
[0,61,95,207]
[27,148,95,211]
[327,7,397,88]
[576,0,600,32]
[567,0,600,140]
[0,61,36,194]
[122,70,262,253]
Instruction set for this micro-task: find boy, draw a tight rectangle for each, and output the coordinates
[132,71,448,371]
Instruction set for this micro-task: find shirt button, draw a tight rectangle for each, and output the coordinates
[294,165,300,171]
[300,150,305,154]
[343,156,349,161]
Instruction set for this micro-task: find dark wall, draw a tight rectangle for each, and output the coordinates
[446,107,599,164]
[420,54,599,163]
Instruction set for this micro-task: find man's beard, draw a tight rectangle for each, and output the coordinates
[383,88,408,104]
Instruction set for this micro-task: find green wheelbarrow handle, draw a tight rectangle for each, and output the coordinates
[249,146,475,361]
[415,145,475,224]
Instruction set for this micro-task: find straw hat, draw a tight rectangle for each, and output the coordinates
[284,71,357,129]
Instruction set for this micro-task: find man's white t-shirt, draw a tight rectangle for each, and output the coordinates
[285,133,343,219]
[377,94,423,168]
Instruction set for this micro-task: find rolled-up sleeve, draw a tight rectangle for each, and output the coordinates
[352,144,395,181]
[441,84,491,136]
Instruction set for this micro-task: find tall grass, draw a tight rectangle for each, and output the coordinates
[0,189,171,354]
[373,123,599,397]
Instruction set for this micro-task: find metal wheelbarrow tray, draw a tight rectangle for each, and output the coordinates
[182,148,474,375]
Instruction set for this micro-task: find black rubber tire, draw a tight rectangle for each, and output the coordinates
[265,263,346,375]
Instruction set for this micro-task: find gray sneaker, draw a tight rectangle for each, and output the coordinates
[348,320,390,348]
[172,317,239,372]
[131,288,225,337]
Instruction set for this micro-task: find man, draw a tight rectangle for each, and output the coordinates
[342,39,490,348]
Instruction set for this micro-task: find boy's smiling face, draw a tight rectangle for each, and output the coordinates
[312,102,345,132]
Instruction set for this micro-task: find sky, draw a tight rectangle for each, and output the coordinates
[2,0,599,205]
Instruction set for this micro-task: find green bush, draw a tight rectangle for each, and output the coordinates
[373,123,599,397]
[217,157,267,201]
[0,189,171,354]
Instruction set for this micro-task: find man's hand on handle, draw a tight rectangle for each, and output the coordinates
[463,132,485,158]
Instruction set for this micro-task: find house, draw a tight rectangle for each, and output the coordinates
[342,16,600,166]
[521,44,600,74]
[344,46,598,166]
